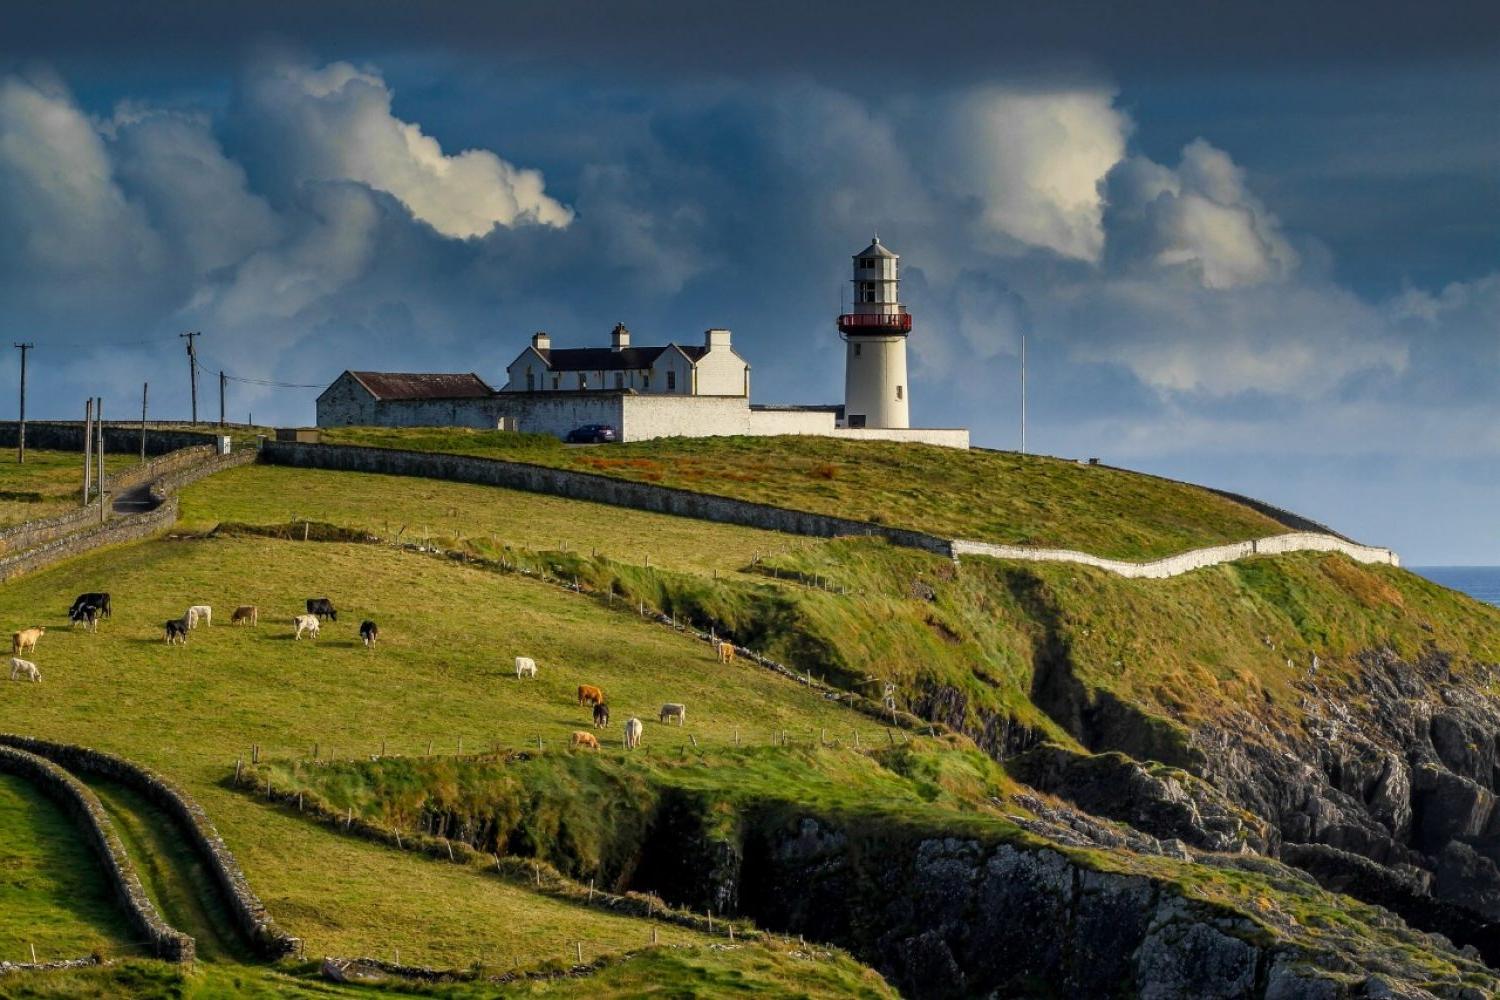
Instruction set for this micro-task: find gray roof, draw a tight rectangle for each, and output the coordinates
[854,236,898,259]
[535,345,707,372]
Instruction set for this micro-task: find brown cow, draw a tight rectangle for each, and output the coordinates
[577,684,605,707]
[11,626,44,656]
[571,731,600,750]
[231,605,259,626]
[716,640,736,664]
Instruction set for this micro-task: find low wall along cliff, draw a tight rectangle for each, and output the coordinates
[0,736,298,960]
[0,744,194,962]
[260,441,1399,578]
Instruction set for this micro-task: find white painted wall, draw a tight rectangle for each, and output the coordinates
[494,394,624,437]
[830,427,968,449]
[844,334,910,429]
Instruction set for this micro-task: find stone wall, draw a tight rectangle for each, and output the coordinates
[0,499,180,584]
[258,441,954,555]
[0,421,223,457]
[148,449,257,498]
[0,744,194,962]
[0,736,298,959]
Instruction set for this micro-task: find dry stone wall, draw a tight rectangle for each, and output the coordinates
[0,499,179,584]
[0,421,223,457]
[0,744,194,962]
[0,736,298,959]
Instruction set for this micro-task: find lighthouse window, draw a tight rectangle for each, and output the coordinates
[854,344,862,356]
[862,282,875,292]
[896,385,904,400]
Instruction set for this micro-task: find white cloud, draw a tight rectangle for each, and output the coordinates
[242,61,572,238]
[936,88,1129,262]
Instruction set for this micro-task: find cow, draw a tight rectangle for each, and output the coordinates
[515,656,537,679]
[231,605,259,626]
[659,703,687,726]
[11,627,44,656]
[69,593,111,620]
[571,731,600,750]
[186,605,212,628]
[306,598,338,622]
[9,657,39,682]
[70,604,101,632]
[577,684,605,707]
[293,614,320,640]
[716,640,736,664]
[164,619,188,645]
[360,620,379,648]
[624,717,644,750]
[593,703,610,728]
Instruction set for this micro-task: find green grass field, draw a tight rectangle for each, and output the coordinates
[178,464,811,578]
[316,427,1288,559]
[0,452,138,529]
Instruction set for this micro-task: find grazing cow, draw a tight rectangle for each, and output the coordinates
[306,598,338,621]
[70,604,101,632]
[11,626,44,656]
[360,620,379,648]
[164,619,189,645]
[231,605,259,626]
[515,656,537,679]
[69,593,111,620]
[659,703,687,726]
[571,731,600,750]
[593,703,610,728]
[293,614,320,640]
[186,605,212,629]
[9,657,39,682]
[624,717,643,750]
[716,640,736,664]
[577,684,605,707]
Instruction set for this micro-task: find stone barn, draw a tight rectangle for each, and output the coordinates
[316,371,502,428]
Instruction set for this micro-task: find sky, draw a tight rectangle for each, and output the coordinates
[0,1,1496,563]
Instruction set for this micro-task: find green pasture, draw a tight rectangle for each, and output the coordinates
[316,427,1289,559]
[0,451,137,528]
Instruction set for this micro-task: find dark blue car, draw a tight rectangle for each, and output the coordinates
[565,423,618,444]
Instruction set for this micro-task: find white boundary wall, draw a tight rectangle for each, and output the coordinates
[829,427,970,449]
[952,530,1399,579]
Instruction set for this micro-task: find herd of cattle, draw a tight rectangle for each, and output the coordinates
[10,590,726,753]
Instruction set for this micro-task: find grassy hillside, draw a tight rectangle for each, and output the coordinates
[316,428,1289,559]
[0,451,137,528]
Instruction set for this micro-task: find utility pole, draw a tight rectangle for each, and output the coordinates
[82,398,93,505]
[219,370,226,428]
[13,343,32,464]
[180,331,200,425]
[140,383,148,462]
[96,397,105,524]
[1020,330,1027,455]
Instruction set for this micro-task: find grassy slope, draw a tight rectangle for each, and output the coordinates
[0,451,137,528]
[178,464,807,577]
[0,534,881,969]
[316,428,1288,560]
[0,774,131,963]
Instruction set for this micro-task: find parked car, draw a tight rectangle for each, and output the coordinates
[565,424,618,444]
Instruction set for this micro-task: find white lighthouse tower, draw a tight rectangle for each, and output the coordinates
[839,236,911,429]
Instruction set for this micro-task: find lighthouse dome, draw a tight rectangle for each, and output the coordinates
[854,236,898,259]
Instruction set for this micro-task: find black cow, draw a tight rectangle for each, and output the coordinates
[164,619,188,645]
[70,605,101,632]
[359,620,378,648]
[306,598,337,621]
[70,592,111,619]
[592,702,610,729]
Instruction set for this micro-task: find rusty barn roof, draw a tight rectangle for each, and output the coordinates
[346,371,496,401]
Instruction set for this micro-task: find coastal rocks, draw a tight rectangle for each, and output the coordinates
[1009,744,1275,854]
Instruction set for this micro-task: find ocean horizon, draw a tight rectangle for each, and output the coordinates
[1411,566,1500,608]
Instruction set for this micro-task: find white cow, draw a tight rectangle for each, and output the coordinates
[659,703,686,726]
[624,717,643,750]
[293,614,320,640]
[9,657,39,682]
[514,656,538,679]
[186,605,213,629]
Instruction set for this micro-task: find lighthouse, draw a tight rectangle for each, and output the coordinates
[839,236,911,429]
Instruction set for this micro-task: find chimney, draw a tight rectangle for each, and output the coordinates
[611,323,631,351]
[705,328,731,349]
[531,331,551,351]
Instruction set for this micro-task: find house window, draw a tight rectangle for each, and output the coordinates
[615,372,624,389]
[526,368,535,391]
[854,343,862,357]
[644,372,651,389]
[552,374,560,390]
[580,374,588,390]
[896,385,903,400]
[667,370,677,391]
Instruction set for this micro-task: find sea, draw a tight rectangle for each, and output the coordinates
[1411,567,1500,608]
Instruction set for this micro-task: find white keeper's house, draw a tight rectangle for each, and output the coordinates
[316,237,968,448]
